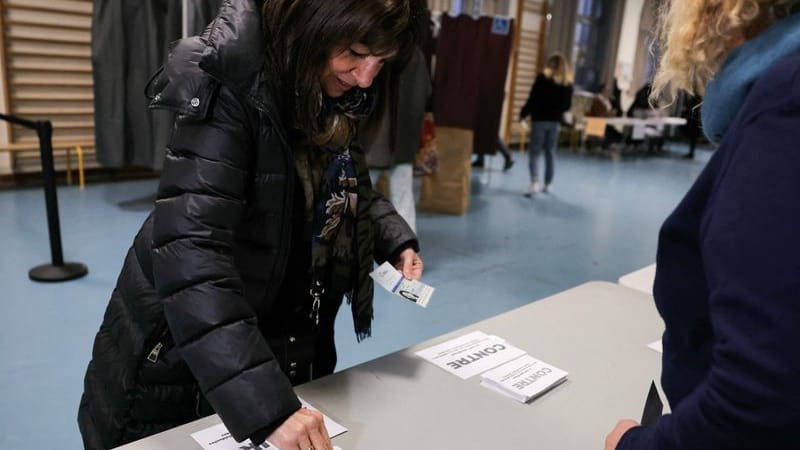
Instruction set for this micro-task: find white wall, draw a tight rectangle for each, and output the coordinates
[614,0,645,111]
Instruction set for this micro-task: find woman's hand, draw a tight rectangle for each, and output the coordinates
[604,419,639,450]
[266,407,333,450]
[393,248,423,280]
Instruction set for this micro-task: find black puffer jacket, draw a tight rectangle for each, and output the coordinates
[78,1,418,448]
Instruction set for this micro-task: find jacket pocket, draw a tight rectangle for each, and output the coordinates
[131,324,200,424]
[139,324,193,386]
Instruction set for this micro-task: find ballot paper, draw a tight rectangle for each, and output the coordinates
[369,261,434,307]
[415,330,527,379]
[190,397,346,450]
[647,339,663,353]
[479,354,568,403]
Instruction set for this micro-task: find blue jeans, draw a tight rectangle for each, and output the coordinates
[528,121,560,184]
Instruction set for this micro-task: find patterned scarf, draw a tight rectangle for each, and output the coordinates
[295,87,376,340]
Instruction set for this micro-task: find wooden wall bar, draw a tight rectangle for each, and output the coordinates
[0,0,95,174]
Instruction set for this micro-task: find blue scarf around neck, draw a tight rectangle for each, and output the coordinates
[702,12,800,145]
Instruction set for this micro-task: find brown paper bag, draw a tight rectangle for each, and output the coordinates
[418,127,473,215]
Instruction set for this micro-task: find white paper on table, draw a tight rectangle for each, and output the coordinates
[414,330,527,379]
[479,354,568,403]
[632,124,647,140]
[648,339,663,353]
[369,261,434,307]
[190,397,346,450]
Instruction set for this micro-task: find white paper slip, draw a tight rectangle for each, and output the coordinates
[648,339,663,353]
[480,354,568,403]
[369,261,434,307]
[414,330,527,379]
[191,397,346,450]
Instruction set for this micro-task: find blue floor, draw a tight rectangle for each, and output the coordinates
[0,144,710,448]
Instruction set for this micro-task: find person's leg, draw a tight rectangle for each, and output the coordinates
[526,122,546,196]
[472,153,485,167]
[543,122,560,189]
[388,164,416,232]
[685,126,698,158]
[497,136,514,171]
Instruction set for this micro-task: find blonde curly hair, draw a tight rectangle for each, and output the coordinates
[651,0,800,102]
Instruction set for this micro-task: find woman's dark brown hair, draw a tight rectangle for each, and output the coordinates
[262,0,427,145]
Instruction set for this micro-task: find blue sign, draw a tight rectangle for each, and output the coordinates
[492,17,511,35]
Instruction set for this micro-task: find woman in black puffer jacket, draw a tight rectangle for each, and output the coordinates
[78,1,426,449]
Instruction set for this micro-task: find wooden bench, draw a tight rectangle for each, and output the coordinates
[0,138,95,188]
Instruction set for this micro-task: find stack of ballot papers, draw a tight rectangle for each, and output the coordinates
[415,330,569,404]
[479,354,568,403]
[414,331,526,379]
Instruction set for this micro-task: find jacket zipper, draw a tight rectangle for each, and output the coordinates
[146,342,164,363]
[145,322,169,363]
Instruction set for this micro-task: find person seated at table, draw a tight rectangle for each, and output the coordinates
[588,84,619,118]
[625,82,665,153]
[605,0,800,449]
[77,1,426,450]
[587,84,624,150]
[626,82,654,118]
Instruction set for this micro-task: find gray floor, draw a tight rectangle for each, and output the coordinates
[0,144,711,448]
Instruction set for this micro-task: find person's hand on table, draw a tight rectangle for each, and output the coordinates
[266,407,333,450]
[604,419,639,450]
[393,248,423,280]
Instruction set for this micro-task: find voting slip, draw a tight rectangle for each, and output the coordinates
[479,354,568,403]
[647,339,663,353]
[415,330,527,379]
[191,397,346,450]
[370,261,434,307]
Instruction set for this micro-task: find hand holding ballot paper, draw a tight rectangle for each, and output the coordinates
[370,261,435,307]
[393,247,424,280]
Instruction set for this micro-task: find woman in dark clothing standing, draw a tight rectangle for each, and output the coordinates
[519,53,573,197]
[605,1,800,449]
[78,1,426,449]
[679,92,703,159]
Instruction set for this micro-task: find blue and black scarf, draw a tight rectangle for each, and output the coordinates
[295,87,376,340]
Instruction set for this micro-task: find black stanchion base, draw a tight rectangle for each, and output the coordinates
[29,262,88,282]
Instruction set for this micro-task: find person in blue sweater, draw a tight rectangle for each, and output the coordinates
[604,1,800,449]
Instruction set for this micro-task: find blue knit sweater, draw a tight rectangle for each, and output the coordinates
[618,52,800,449]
